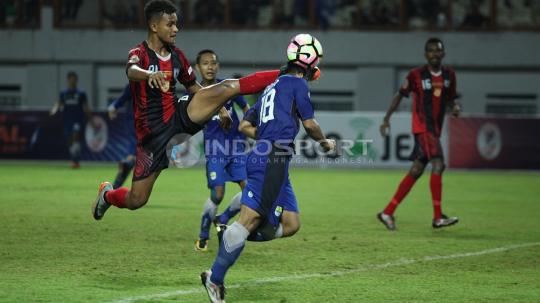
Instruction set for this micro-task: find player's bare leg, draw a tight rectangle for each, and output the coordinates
[430,158,458,228]
[92,171,160,220]
[378,160,425,230]
[187,70,280,125]
[280,210,301,237]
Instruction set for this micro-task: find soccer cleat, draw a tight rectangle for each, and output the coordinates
[92,182,112,220]
[201,270,226,303]
[377,212,396,231]
[195,238,209,252]
[432,214,459,229]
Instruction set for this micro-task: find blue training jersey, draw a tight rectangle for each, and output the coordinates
[203,82,248,157]
[59,88,87,125]
[248,75,314,143]
[110,84,135,138]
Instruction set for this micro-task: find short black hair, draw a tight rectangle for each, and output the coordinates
[425,37,444,51]
[196,49,218,65]
[67,71,78,79]
[144,0,178,24]
[280,62,307,76]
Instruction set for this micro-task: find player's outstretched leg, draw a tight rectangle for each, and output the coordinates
[92,182,113,220]
[187,70,279,125]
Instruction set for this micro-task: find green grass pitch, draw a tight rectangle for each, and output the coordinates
[1,162,539,303]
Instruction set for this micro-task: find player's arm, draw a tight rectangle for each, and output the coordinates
[108,85,131,120]
[50,101,61,116]
[380,92,404,137]
[127,65,168,90]
[302,119,335,152]
[238,120,256,139]
[238,106,258,139]
[295,79,335,152]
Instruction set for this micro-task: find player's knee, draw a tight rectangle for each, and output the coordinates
[432,161,445,175]
[283,221,301,237]
[210,187,224,205]
[409,166,424,179]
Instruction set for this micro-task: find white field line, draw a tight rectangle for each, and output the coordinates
[109,242,540,303]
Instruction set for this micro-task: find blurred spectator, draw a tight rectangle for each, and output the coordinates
[21,0,39,27]
[356,0,399,28]
[531,0,540,26]
[230,0,267,27]
[102,0,138,28]
[3,0,17,27]
[62,0,82,20]
[461,2,489,28]
[316,0,335,30]
[193,0,224,26]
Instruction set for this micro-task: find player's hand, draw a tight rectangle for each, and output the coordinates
[380,120,390,137]
[218,108,233,130]
[320,138,336,153]
[108,108,118,120]
[451,103,461,117]
[148,71,167,91]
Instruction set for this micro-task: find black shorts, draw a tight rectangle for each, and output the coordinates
[133,95,203,181]
[409,132,444,165]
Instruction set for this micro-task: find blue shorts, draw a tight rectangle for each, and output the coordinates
[206,155,247,188]
[241,145,298,228]
[63,122,81,138]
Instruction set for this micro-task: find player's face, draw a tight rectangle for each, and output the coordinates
[67,75,77,89]
[424,42,445,68]
[196,53,219,82]
[154,13,179,45]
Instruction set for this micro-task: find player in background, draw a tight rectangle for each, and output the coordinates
[201,37,334,302]
[107,84,136,189]
[50,71,94,169]
[92,0,280,221]
[194,49,249,252]
[377,37,461,230]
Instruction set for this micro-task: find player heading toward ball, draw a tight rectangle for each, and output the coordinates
[92,0,280,220]
[201,33,335,303]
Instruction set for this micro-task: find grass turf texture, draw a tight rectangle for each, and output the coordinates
[0,162,539,303]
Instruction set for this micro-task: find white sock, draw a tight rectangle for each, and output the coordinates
[228,192,242,212]
[202,198,218,218]
[223,222,249,253]
[274,223,283,238]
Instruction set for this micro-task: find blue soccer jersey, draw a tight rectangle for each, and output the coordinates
[250,75,314,143]
[202,84,248,188]
[241,74,314,221]
[59,88,87,136]
[203,95,248,157]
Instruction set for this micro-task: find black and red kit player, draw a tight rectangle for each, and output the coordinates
[92,0,279,219]
[377,37,461,230]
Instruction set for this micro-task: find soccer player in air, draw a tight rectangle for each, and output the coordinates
[201,39,335,302]
[50,71,94,169]
[194,49,250,252]
[91,0,279,220]
[377,37,461,230]
[107,84,136,189]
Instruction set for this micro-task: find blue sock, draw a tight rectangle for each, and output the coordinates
[113,160,134,189]
[217,192,242,224]
[210,222,249,285]
[199,198,218,239]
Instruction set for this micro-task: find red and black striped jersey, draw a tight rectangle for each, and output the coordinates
[126,41,196,142]
[399,65,457,137]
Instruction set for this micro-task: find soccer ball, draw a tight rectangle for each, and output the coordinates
[287,33,323,69]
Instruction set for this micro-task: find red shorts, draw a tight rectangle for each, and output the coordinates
[409,132,443,164]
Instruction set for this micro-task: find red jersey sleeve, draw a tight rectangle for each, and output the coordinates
[399,71,413,97]
[126,46,146,74]
[174,48,196,88]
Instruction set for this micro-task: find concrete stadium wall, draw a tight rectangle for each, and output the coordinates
[1,26,539,112]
